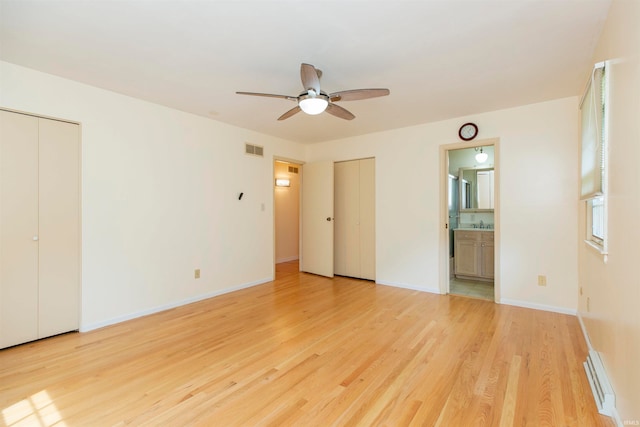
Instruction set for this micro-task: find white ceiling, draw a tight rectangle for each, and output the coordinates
[0,0,610,144]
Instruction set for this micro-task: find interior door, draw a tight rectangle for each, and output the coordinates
[38,118,80,338]
[359,158,375,280]
[334,160,359,277]
[0,110,40,348]
[301,160,334,277]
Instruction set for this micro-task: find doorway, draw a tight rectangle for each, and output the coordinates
[441,140,499,302]
[274,159,302,278]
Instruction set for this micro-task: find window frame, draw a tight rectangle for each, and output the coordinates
[586,196,605,249]
[581,61,609,255]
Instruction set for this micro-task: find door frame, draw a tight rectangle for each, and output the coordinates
[439,138,500,302]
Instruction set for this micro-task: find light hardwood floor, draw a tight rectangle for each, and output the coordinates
[0,261,613,426]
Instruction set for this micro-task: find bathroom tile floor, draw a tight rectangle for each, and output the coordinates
[450,278,494,301]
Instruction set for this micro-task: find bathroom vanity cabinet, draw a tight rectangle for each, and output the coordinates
[454,230,494,281]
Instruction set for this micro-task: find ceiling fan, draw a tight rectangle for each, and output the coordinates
[236,63,390,121]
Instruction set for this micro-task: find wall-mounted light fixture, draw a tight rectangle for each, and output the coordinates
[475,147,488,163]
[275,178,291,187]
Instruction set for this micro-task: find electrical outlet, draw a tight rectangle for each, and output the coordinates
[538,275,547,286]
[195,269,201,279]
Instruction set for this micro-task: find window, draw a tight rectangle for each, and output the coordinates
[587,196,604,246]
[580,62,608,253]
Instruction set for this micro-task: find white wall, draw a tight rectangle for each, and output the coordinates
[306,97,579,312]
[0,61,306,330]
[578,0,640,422]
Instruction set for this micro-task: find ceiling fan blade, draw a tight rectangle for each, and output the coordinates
[329,88,390,102]
[300,63,321,94]
[277,106,302,121]
[236,91,297,101]
[326,103,355,120]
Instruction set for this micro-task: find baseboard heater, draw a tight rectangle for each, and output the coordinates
[583,349,615,416]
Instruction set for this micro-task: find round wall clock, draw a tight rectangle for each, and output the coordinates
[458,122,478,141]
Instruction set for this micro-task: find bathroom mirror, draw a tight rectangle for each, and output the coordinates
[459,167,494,211]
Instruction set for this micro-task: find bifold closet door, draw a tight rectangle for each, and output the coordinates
[334,160,360,277]
[0,111,79,349]
[334,158,375,280]
[358,158,375,280]
[0,111,40,348]
[38,118,80,338]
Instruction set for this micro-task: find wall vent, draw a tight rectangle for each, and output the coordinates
[245,143,264,157]
[288,166,299,174]
[584,350,615,416]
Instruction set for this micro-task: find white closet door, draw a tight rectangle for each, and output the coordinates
[38,118,80,338]
[334,158,375,280]
[334,160,360,277]
[359,158,375,280]
[0,111,40,348]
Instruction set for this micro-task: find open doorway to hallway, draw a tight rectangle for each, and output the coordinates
[274,160,301,278]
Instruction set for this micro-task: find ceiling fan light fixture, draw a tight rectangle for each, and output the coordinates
[236,63,389,121]
[298,93,329,115]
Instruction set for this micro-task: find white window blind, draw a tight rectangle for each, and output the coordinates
[580,64,605,200]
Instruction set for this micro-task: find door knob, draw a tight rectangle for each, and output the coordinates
[326,217,333,222]
[32,236,39,241]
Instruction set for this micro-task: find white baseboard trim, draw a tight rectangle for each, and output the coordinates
[276,255,299,264]
[577,313,594,350]
[80,277,272,332]
[498,298,576,315]
[376,280,441,295]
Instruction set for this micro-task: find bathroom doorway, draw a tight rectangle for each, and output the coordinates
[440,139,500,302]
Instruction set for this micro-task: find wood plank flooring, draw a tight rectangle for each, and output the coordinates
[0,261,613,426]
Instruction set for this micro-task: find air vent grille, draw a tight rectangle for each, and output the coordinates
[245,143,264,157]
[288,166,299,174]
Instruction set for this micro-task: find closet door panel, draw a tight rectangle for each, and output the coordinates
[359,158,376,280]
[0,111,39,348]
[333,162,347,275]
[334,161,360,277]
[38,118,80,338]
